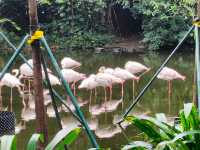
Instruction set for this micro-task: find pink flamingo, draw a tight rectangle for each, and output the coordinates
[125,61,150,98]
[157,67,186,96]
[95,73,123,101]
[112,67,140,98]
[61,69,86,95]
[61,57,81,69]
[78,74,99,104]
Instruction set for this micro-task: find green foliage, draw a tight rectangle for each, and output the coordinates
[0,127,81,150]
[119,0,196,50]
[48,31,114,50]
[124,103,200,149]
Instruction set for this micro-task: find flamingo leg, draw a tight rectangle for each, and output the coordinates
[28,79,31,100]
[168,81,172,113]
[0,86,2,111]
[121,82,124,99]
[104,87,107,104]
[133,80,135,99]
[22,85,26,107]
[168,80,172,98]
[10,87,13,112]
[95,88,97,97]
[94,88,97,103]
[89,90,92,107]
[109,86,112,101]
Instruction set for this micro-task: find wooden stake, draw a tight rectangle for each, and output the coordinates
[28,0,48,148]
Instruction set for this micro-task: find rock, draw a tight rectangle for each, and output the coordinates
[95,47,104,53]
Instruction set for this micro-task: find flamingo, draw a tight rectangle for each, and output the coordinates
[61,69,86,95]
[95,73,123,101]
[113,67,140,98]
[0,72,23,111]
[16,60,53,98]
[42,72,61,86]
[99,66,140,98]
[78,74,99,104]
[157,67,186,97]
[125,61,150,98]
[61,57,81,69]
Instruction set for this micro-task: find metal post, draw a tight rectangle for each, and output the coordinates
[117,26,194,124]
[41,37,99,148]
[195,26,200,112]
[0,35,29,80]
[40,53,68,150]
[28,0,48,147]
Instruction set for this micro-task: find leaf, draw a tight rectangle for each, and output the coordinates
[156,113,167,123]
[45,127,81,150]
[27,133,44,150]
[0,135,16,150]
[155,130,200,150]
[122,141,152,150]
[125,116,166,142]
[184,103,193,118]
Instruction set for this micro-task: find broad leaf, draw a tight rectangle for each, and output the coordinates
[0,135,16,150]
[45,127,81,150]
[27,133,44,150]
[122,141,152,150]
[184,103,193,118]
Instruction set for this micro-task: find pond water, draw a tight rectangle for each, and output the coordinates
[0,50,195,149]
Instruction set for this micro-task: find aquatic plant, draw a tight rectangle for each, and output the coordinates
[122,103,200,150]
[0,127,81,150]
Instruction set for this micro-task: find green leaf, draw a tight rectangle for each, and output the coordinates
[122,141,152,150]
[184,103,193,118]
[155,130,200,150]
[126,116,166,142]
[0,135,16,150]
[27,133,44,150]
[156,113,167,123]
[45,127,81,150]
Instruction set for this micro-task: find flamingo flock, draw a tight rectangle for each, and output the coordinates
[0,56,186,112]
[0,55,188,140]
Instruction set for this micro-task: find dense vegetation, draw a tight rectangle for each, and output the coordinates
[123,103,200,150]
[0,0,197,50]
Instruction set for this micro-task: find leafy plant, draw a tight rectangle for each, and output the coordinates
[0,127,81,150]
[123,103,200,150]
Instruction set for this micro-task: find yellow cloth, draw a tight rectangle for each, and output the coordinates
[193,20,200,27]
[27,30,44,45]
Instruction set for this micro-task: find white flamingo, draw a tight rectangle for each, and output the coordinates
[0,71,23,111]
[125,61,150,98]
[61,57,81,69]
[95,73,123,101]
[78,74,99,104]
[61,69,86,95]
[157,67,186,97]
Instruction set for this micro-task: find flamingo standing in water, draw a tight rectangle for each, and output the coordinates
[99,66,140,98]
[95,73,123,101]
[125,61,150,98]
[0,72,23,111]
[61,69,86,95]
[78,74,99,104]
[157,67,186,97]
[61,57,81,69]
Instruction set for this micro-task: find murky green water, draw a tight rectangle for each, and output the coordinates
[0,50,195,149]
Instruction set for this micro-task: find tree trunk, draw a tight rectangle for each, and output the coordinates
[28,0,48,148]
